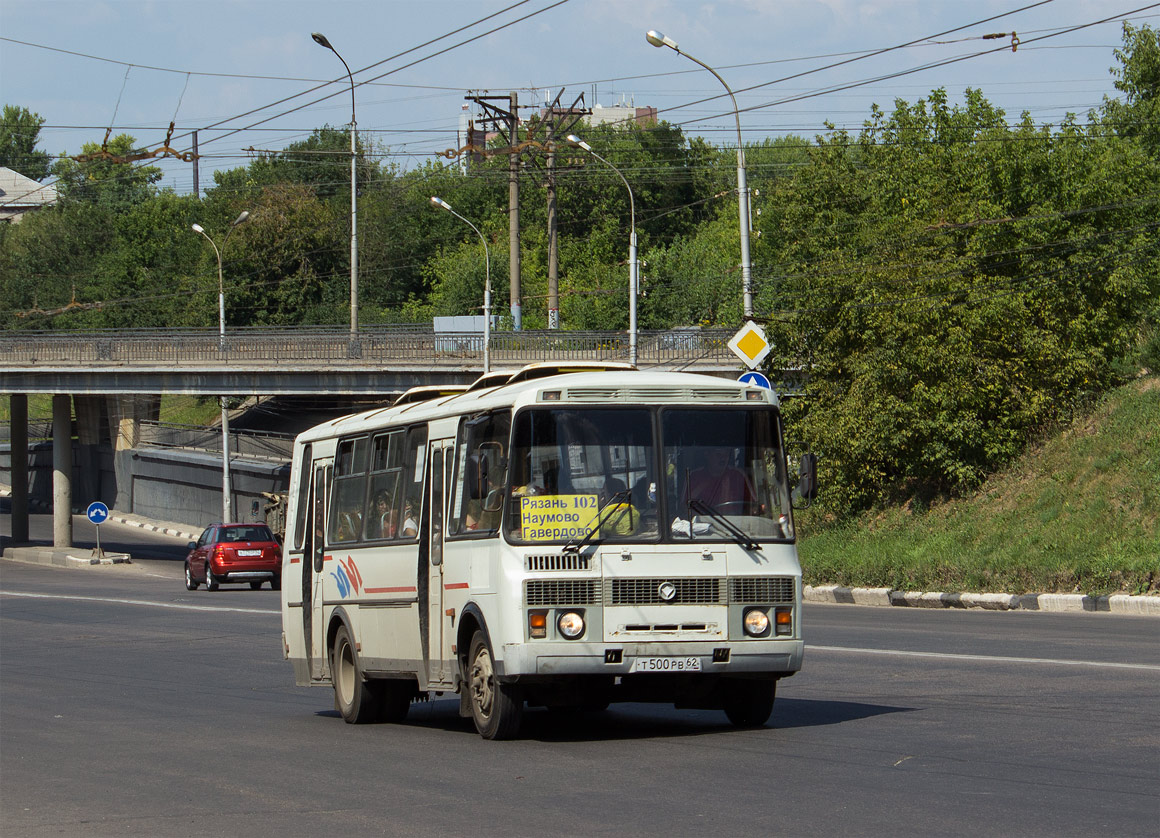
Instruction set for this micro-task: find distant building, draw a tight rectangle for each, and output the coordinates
[586,104,658,128]
[0,167,58,223]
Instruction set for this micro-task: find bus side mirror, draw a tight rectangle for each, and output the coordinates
[797,452,819,502]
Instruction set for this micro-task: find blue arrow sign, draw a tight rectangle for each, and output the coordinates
[738,371,772,389]
[86,501,110,525]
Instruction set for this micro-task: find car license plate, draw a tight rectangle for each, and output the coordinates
[629,656,701,673]
[237,549,261,557]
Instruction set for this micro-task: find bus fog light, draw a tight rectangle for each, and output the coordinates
[743,608,770,637]
[775,608,793,636]
[557,611,585,639]
[529,610,548,639]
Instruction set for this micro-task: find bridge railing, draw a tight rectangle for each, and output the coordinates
[0,326,736,368]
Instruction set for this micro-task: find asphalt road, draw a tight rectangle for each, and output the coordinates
[1,517,1157,837]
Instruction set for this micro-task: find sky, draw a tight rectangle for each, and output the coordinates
[2,0,1156,194]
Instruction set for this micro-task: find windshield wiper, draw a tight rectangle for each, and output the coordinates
[687,499,762,551]
[563,490,632,554]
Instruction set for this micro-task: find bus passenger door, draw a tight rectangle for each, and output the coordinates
[426,440,453,685]
[309,463,330,681]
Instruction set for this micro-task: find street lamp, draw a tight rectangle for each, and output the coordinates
[312,31,359,346]
[430,197,491,373]
[565,134,638,366]
[647,29,754,319]
[192,210,250,524]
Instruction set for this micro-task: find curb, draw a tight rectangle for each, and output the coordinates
[1,547,133,569]
[106,514,199,542]
[804,585,1160,616]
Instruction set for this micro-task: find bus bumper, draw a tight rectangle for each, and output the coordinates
[498,639,804,678]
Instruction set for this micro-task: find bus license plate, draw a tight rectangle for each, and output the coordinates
[630,656,701,673]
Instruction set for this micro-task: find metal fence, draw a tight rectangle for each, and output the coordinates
[0,325,735,369]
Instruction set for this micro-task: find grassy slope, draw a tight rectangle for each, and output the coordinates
[0,394,221,427]
[797,376,1160,596]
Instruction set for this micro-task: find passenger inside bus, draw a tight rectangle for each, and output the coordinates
[369,491,396,539]
[401,499,418,537]
[685,447,757,511]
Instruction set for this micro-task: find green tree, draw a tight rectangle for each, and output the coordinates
[49,134,162,206]
[763,87,1160,517]
[1101,22,1160,155]
[0,105,51,181]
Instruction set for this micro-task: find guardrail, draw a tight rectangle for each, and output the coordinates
[0,326,735,368]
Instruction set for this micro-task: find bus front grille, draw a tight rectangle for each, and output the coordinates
[526,553,590,572]
[607,577,726,605]
[525,579,601,606]
[729,577,796,604]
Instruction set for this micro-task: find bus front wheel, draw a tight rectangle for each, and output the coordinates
[332,624,376,724]
[723,679,776,728]
[468,631,523,740]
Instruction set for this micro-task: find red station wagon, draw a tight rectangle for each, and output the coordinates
[185,523,282,591]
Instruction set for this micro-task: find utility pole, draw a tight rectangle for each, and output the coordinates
[534,90,589,329]
[192,131,200,198]
[508,91,521,330]
[467,92,523,329]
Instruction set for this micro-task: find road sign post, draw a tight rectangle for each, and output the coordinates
[86,501,109,559]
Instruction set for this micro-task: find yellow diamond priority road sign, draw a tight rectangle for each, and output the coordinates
[728,320,771,370]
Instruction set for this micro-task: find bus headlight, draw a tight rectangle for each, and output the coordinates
[557,610,585,639]
[743,608,771,637]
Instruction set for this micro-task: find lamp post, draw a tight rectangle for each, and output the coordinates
[430,197,491,373]
[566,134,638,366]
[312,31,359,345]
[647,29,753,319]
[192,210,250,523]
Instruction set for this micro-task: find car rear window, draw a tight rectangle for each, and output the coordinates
[220,526,274,543]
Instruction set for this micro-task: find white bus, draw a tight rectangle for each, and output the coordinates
[280,363,817,739]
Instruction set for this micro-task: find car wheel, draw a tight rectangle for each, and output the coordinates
[332,624,377,724]
[204,563,219,592]
[723,679,776,728]
[271,575,282,591]
[184,563,198,591]
[467,630,522,740]
[249,581,263,590]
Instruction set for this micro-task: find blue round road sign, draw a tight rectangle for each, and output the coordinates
[738,371,772,389]
[86,501,110,525]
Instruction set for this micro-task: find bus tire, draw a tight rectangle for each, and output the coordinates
[332,624,376,724]
[468,630,522,740]
[723,679,776,728]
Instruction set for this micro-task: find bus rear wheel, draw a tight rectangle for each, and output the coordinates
[468,630,523,740]
[723,679,776,728]
[332,625,376,724]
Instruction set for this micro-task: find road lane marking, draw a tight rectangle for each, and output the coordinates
[809,644,1160,671]
[0,590,277,615]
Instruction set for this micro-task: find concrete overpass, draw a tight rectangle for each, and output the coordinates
[2,325,741,548]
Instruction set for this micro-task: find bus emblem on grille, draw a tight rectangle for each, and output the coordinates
[658,581,677,602]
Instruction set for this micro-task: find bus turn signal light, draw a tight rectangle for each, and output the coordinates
[775,608,792,636]
[529,610,548,639]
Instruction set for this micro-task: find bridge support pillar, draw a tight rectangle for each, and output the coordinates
[9,394,29,542]
[74,395,103,509]
[52,394,72,548]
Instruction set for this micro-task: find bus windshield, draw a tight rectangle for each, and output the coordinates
[506,406,793,545]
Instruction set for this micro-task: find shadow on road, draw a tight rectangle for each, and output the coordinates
[309,694,914,742]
